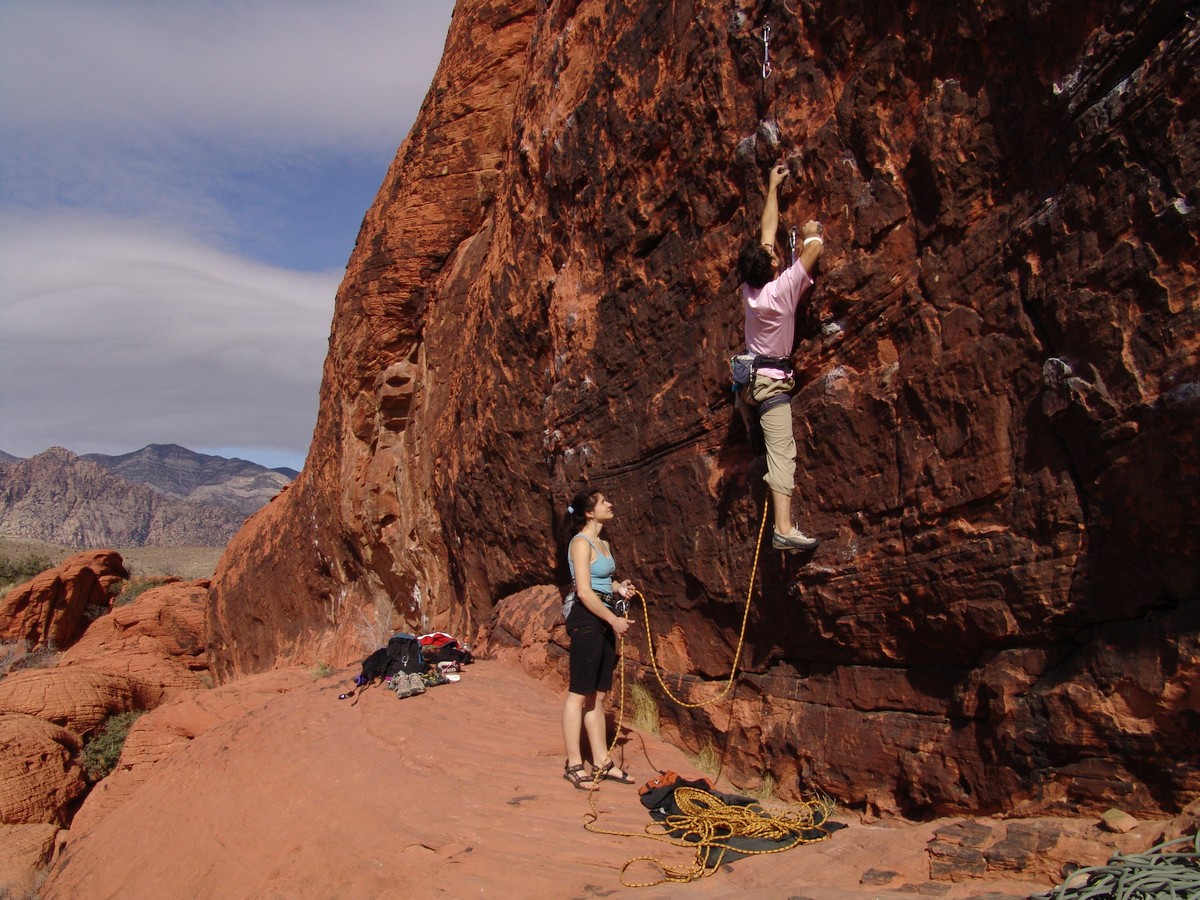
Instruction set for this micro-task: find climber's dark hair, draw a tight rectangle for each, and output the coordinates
[738,241,775,289]
[555,488,603,589]
[563,489,601,538]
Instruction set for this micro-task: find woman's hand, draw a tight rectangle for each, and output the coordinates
[611,616,633,636]
[615,579,636,598]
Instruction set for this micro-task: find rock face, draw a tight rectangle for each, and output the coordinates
[0,550,128,650]
[209,0,1200,819]
[0,448,248,547]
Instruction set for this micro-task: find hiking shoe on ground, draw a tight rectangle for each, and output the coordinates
[407,673,426,695]
[772,528,820,551]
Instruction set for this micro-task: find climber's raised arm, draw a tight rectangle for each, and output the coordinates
[759,162,789,251]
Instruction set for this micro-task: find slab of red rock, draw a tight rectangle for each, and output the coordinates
[58,580,210,690]
[44,659,1098,899]
[67,668,300,837]
[0,713,85,827]
[0,550,128,650]
[0,823,59,896]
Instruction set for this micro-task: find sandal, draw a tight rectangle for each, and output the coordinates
[563,762,592,791]
[594,759,636,785]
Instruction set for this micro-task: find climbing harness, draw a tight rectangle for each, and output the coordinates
[730,354,795,390]
[1032,832,1200,900]
[761,24,772,80]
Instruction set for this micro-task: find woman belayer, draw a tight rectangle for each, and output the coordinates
[560,488,638,789]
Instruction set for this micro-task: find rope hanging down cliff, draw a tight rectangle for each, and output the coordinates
[629,495,770,709]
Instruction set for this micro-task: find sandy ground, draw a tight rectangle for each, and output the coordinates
[41,660,1061,899]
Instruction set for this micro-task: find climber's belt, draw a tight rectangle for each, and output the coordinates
[730,353,794,386]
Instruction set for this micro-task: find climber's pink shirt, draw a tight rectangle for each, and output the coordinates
[741,258,814,379]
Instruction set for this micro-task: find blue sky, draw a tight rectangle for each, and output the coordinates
[0,0,457,471]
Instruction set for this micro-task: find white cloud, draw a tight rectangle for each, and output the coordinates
[0,0,453,148]
[0,213,338,465]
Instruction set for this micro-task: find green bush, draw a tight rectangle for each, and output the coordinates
[112,577,170,607]
[81,711,145,781]
[0,552,53,590]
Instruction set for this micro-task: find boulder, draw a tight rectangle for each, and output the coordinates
[0,823,59,896]
[0,714,85,826]
[59,580,210,686]
[0,668,142,739]
[0,550,128,651]
[481,585,569,684]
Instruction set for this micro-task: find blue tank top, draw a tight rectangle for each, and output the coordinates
[567,534,615,594]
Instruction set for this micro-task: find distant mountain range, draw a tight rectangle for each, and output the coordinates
[0,445,297,548]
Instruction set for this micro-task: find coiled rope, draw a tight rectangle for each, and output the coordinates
[584,781,835,888]
[1032,832,1200,900]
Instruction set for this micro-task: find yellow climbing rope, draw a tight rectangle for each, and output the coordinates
[585,782,836,888]
[632,495,770,708]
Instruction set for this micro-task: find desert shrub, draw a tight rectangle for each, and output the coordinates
[81,601,111,626]
[691,740,722,779]
[0,552,53,590]
[630,683,660,734]
[112,577,170,607]
[353,593,398,652]
[7,643,60,675]
[750,771,777,801]
[81,710,145,781]
[311,663,333,679]
[0,640,27,679]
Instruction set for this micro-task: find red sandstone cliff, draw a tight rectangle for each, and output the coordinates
[209,0,1200,818]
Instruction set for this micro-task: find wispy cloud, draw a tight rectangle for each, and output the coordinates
[0,0,456,469]
[0,214,338,464]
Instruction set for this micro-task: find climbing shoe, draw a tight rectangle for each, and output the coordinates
[772,528,820,551]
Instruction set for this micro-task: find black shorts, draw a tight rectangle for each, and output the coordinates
[568,627,617,695]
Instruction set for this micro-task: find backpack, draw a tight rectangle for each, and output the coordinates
[381,633,425,677]
[347,633,425,692]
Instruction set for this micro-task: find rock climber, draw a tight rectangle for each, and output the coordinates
[735,161,824,552]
